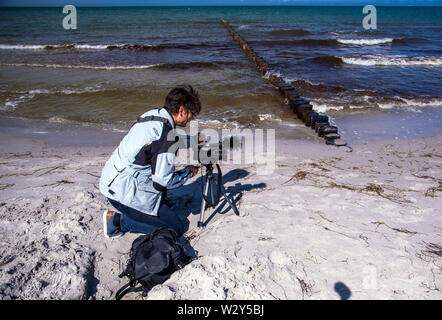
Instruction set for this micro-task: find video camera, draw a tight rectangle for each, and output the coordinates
[196,135,237,165]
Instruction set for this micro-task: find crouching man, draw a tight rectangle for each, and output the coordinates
[99,85,200,239]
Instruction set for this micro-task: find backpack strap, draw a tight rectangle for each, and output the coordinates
[131,111,173,129]
[115,282,143,300]
[115,283,144,300]
[136,115,171,125]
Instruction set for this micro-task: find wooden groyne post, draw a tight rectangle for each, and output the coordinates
[220,19,350,150]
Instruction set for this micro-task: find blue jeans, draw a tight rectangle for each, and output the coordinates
[108,198,187,236]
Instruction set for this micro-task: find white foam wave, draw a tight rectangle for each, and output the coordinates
[1,63,162,70]
[377,103,397,110]
[337,38,393,45]
[288,77,322,87]
[110,128,129,133]
[73,44,112,50]
[348,105,367,110]
[258,113,282,123]
[59,87,104,94]
[322,97,442,111]
[311,95,442,113]
[3,93,37,111]
[3,99,22,111]
[263,70,283,80]
[258,114,273,121]
[311,102,344,113]
[2,86,105,110]
[402,98,442,107]
[341,55,442,67]
[48,116,73,124]
[0,44,47,50]
[0,44,123,50]
[197,119,241,130]
[390,97,442,108]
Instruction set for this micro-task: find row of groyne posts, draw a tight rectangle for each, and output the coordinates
[220,19,351,151]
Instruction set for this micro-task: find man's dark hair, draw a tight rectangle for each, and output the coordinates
[163,85,201,115]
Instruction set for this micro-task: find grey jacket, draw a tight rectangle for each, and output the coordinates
[99,108,192,216]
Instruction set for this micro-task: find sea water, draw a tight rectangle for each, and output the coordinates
[0,6,441,143]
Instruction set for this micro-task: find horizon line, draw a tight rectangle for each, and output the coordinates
[1,4,442,7]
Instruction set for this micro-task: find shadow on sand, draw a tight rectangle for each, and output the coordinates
[167,168,266,232]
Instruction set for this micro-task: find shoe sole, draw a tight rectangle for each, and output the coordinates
[103,210,123,239]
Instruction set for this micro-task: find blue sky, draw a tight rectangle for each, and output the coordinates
[1,0,441,5]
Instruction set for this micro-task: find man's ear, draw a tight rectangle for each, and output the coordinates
[178,105,185,115]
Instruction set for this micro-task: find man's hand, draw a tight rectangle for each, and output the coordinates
[186,165,199,177]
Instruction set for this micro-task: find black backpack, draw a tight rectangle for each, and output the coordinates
[115,227,193,300]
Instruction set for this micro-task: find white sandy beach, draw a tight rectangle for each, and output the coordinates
[0,129,441,300]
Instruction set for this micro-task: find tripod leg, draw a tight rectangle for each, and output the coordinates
[220,185,239,216]
[198,176,211,227]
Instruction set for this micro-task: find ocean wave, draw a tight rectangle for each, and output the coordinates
[307,96,442,113]
[0,44,113,50]
[289,77,349,94]
[2,61,234,71]
[336,38,394,45]
[351,97,442,110]
[47,116,78,124]
[46,116,123,129]
[34,87,104,95]
[3,91,40,111]
[341,55,442,67]
[337,37,430,47]
[328,30,383,36]
[2,86,105,111]
[308,55,442,67]
[197,119,242,130]
[310,102,345,113]
[0,42,218,51]
[52,44,111,50]
[106,43,215,51]
[1,63,162,70]
[196,109,288,130]
[286,75,442,112]
[252,37,429,48]
[0,44,47,50]
[389,97,442,108]
[258,113,282,123]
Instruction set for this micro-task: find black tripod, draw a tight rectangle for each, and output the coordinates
[197,163,239,228]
